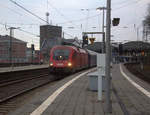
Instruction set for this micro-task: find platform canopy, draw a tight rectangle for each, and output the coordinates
[123,41,150,51]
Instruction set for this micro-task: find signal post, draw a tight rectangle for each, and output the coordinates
[82,31,106,101]
[82,32,105,46]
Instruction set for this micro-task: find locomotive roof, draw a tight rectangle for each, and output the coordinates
[52,45,87,53]
[86,49,98,55]
[52,45,77,49]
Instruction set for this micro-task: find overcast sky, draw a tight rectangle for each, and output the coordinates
[0,0,150,49]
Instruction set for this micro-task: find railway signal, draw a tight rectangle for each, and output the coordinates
[112,18,120,26]
[82,32,104,45]
[82,34,88,46]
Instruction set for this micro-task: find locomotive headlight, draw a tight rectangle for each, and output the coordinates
[50,62,53,66]
[68,62,72,67]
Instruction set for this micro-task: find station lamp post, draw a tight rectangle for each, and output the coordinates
[96,7,107,53]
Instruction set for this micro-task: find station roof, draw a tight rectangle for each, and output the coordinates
[62,38,82,47]
[123,41,150,51]
[85,42,118,53]
[85,42,103,53]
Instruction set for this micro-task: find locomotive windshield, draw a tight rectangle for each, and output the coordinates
[53,49,70,60]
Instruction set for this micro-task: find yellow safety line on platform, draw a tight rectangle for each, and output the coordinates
[30,68,94,115]
[120,64,150,98]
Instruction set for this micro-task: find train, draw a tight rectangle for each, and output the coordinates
[49,45,97,73]
[0,50,43,67]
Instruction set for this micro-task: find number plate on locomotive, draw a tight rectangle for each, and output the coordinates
[57,63,63,66]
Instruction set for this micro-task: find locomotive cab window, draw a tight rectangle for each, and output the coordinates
[53,49,70,60]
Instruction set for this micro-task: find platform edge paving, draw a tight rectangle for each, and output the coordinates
[112,64,150,115]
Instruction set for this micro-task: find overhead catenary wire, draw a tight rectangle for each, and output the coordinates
[7,0,140,27]
[7,0,143,27]
[8,0,143,25]
[58,0,143,25]
[58,14,100,25]
[9,0,74,38]
[7,0,145,39]
[47,0,83,31]
[112,0,128,5]
[5,14,100,26]
[0,22,40,47]
[18,28,39,37]
[9,0,47,23]
[0,3,22,16]
[112,0,142,11]
[5,23,39,26]
[0,22,39,37]
[112,0,139,7]
[63,32,74,38]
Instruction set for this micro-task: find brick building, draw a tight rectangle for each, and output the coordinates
[0,35,27,63]
[40,25,62,63]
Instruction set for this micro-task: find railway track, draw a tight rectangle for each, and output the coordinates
[0,68,49,83]
[0,68,57,115]
[125,63,150,84]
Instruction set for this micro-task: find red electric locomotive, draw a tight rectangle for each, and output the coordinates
[49,45,88,73]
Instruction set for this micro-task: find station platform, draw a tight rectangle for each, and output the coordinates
[112,64,150,115]
[0,64,49,73]
[9,68,123,115]
[8,64,150,115]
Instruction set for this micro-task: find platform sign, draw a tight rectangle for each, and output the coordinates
[97,54,106,101]
[89,38,95,44]
[97,54,106,75]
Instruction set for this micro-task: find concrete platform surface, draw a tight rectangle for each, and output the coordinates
[0,64,49,73]
[8,68,123,115]
[112,64,150,115]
